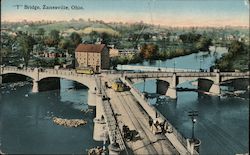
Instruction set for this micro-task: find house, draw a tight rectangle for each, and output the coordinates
[109,47,139,58]
[109,48,119,57]
[41,47,64,58]
[75,44,110,72]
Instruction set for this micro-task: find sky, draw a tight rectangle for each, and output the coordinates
[1,0,249,27]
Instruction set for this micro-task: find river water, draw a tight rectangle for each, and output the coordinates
[133,47,249,155]
[0,47,248,154]
[0,80,102,154]
[132,46,226,71]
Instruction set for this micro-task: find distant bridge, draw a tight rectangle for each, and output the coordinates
[105,69,249,99]
[116,64,199,72]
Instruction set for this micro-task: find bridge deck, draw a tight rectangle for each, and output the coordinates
[103,76,178,154]
[95,77,127,152]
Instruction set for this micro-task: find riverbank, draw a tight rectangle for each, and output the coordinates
[111,43,213,66]
[214,41,249,71]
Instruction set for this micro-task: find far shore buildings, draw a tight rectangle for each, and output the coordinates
[75,44,110,72]
[109,47,139,58]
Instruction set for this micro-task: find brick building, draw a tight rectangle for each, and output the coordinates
[75,44,109,72]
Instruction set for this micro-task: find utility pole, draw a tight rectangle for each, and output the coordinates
[188,110,198,140]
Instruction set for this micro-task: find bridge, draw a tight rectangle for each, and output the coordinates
[1,66,249,154]
[0,66,98,106]
[104,70,249,99]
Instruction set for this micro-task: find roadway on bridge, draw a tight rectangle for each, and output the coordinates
[103,77,178,154]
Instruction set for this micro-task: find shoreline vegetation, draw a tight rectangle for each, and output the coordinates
[214,40,249,72]
[112,40,249,72]
[111,45,209,66]
[111,33,213,66]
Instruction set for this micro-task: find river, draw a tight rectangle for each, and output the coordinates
[0,46,248,154]
[133,47,249,155]
[0,80,102,154]
[132,46,226,70]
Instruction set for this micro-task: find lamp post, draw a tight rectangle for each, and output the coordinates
[188,110,198,140]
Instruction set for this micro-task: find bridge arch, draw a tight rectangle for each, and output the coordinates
[220,78,249,90]
[38,75,95,90]
[221,77,249,83]
[178,76,215,86]
[1,72,34,82]
[197,78,214,92]
[156,79,170,95]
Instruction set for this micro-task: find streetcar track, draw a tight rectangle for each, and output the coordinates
[123,91,179,154]
[115,91,158,154]
[106,79,158,154]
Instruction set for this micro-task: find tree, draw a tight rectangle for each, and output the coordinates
[100,32,111,45]
[37,28,45,36]
[179,33,201,43]
[59,39,71,50]
[228,41,244,56]
[49,30,60,40]
[89,31,98,38]
[195,37,212,51]
[140,43,159,59]
[143,33,150,41]
[45,30,60,47]
[17,34,36,67]
[70,32,81,47]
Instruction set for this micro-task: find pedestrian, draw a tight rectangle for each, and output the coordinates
[148,117,153,127]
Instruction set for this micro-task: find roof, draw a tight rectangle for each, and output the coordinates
[75,44,106,53]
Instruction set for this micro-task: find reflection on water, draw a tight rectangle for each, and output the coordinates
[0,79,101,154]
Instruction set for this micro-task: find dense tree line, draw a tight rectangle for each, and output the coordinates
[215,41,249,71]
[17,33,36,67]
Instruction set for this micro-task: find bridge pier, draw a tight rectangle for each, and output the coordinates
[166,87,177,99]
[209,72,220,95]
[88,88,97,106]
[209,83,220,95]
[166,73,177,99]
[93,95,107,141]
[32,80,39,93]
